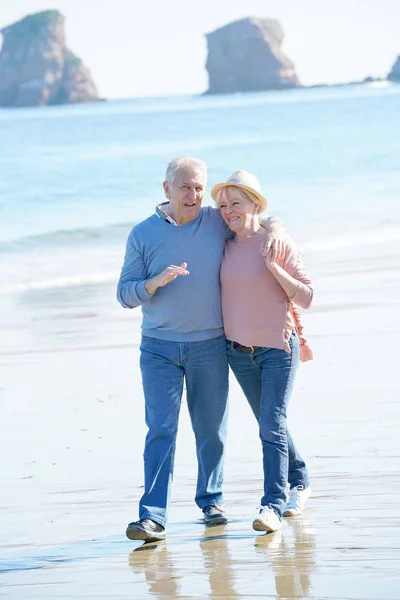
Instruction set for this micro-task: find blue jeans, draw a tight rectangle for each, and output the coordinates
[227,332,309,519]
[139,334,229,527]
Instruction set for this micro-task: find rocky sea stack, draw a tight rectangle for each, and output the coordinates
[205,17,300,95]
[387,56,400,82]
[0,10,100,107]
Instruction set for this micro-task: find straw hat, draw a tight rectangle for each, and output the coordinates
[210,170,268,212]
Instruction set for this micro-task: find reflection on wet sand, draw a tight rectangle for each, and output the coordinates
[200,526,240,599]
[128,517,316,599]
[254,518,316,599]
[129,540,179,598]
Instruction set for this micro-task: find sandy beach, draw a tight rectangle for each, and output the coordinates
[0,223,399,599]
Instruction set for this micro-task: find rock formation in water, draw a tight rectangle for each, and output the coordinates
[387,56,400,82]
[0,10,100,107]
[205,17,300,94]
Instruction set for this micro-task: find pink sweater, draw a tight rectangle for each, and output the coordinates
[220,230,314,358]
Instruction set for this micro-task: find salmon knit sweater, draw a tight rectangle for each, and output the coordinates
[220,230,314,357]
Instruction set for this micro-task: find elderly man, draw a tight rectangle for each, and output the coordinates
[117,156,283,542]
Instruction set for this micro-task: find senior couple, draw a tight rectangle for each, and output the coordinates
[117,156,314,542]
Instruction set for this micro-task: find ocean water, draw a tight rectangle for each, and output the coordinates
[1,82,400,295]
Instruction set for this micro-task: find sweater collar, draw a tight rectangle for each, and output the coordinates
[156,202,177,225]
[156,202,201,227]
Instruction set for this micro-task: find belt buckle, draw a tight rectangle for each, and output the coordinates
[233,342,254,353]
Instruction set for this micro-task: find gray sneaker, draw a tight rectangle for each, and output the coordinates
[202,505,228,526]
[126,518,166,542]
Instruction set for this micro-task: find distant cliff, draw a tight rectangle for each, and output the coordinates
[0,10,100,107]
[388,56,400,82]
[205,17,300,94]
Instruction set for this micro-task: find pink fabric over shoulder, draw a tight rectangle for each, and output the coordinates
[290,301,313,362]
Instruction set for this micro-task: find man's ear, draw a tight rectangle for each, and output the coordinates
[163,180,171,199]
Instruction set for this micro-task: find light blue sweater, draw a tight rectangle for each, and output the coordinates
[117,206,231,341]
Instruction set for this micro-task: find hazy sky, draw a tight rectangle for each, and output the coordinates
[1,0,399,98]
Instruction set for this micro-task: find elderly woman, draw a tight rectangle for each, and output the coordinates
[211,171,314,533]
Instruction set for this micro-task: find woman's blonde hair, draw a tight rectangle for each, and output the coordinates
[215,185,263,213]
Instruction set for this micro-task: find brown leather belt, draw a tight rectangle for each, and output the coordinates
[231,341,261,353]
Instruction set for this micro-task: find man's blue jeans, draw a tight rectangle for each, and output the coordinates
[139,334,229,527]
[227,332,309,519]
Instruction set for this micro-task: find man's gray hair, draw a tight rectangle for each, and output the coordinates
[165,156,207,187]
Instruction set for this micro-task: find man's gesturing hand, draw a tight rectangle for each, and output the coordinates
[156,263,189,287]
[145,263,189,295]
[260,225,286,263]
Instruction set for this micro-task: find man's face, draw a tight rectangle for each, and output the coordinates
[163,166,206,225]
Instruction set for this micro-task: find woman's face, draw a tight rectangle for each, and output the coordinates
[219,188,259,235]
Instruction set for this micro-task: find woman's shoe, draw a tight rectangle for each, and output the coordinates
[253,507,282,532]
[283,485,312,517]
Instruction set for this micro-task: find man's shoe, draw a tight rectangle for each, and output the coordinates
[126,518,166,542]
[283,485,312,517]
[202,505,228,526]
[253,507,282,532]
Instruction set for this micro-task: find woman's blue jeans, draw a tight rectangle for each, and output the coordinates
[139,334,229,527]
[227,332,309,519]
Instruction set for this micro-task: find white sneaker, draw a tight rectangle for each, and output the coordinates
[283,485,311,517]
[253,507,282,532]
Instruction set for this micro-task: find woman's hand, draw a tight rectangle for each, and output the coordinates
[261,248,278,272]
[260,224,286,262]
[260,249,303,301]
[145,263,189,295]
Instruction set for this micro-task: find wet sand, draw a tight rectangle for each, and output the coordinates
[1,233,400,599]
